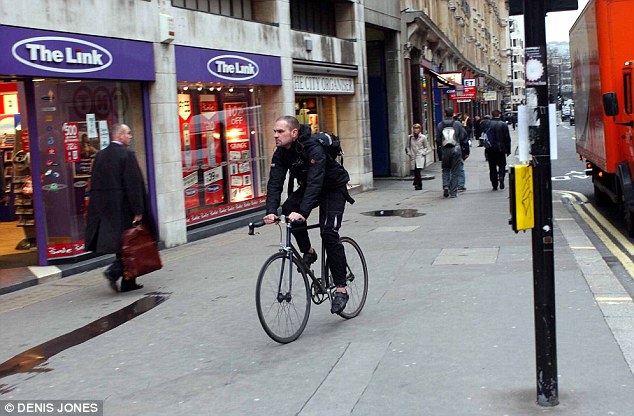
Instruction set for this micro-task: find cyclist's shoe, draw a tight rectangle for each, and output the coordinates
[331,290,349,314]
[303,251,318,267]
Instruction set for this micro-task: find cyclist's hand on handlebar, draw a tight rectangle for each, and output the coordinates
[288,212,305,223]
[263,213,278,224]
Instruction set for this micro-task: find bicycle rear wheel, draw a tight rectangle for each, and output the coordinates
[336,237,368,319]
[255,252,311,343]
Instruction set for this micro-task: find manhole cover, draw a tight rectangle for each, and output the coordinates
[361,209,425,218]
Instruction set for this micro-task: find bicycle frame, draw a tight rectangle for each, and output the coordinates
[278,218,330,298]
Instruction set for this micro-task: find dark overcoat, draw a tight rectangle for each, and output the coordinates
[85,142,154,254]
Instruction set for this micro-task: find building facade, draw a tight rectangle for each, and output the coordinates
[0,0,510,271]
[0,0,408,269]
[399,0,511,167]
[509,15,526,109]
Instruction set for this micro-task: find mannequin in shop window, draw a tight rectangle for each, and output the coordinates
[297,101,310,125]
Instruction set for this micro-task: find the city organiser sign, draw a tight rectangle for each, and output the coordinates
[294,74,354,95]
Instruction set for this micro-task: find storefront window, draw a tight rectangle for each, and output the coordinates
[33,79,146,259]
[177,84,267,226]
[295,96,337,134]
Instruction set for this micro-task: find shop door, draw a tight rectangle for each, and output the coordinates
[367,41,390,177]
[0,79,38,269]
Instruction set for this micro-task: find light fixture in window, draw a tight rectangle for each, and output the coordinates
[228,86,234,92]
[183,86,189,91]
[197,85,203,91]
[216,86,222,91]
[249,87,254,92]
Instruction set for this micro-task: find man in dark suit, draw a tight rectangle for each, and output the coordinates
[85,123,152,292]
[485,110,512,190]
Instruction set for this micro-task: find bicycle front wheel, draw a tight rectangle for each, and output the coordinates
[255,253,311,343]
[337,237,368,319]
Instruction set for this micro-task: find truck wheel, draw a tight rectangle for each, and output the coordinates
[594,184,609,207]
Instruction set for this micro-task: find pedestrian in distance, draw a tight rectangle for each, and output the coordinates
[85,123,156,293]
[405,123,428,190]
[473,115,483,147]
[436,108,468,198]
[263,116,355,314]
[484,109,512,191]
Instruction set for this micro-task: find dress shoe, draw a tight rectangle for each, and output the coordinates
[103,271,119,293]
[121,281,144,292]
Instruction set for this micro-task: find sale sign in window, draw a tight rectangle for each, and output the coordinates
[224,102,252,202]
[63,122,80,163]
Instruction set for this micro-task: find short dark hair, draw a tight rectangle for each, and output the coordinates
[444,108,454,118]
[276,115,300,131]
[492,110,501,118]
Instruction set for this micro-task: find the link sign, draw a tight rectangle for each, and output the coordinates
[293,74,354,95]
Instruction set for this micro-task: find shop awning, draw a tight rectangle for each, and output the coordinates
[426,69,463,88]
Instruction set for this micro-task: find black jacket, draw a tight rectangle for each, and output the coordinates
[85,142,155,254]
[266,125,350,218]
[487,118,512,154]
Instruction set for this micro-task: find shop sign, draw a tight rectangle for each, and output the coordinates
[293,74,354,95]
[483,91,498,101]
[0,26,155,80]
[208,55,258,81]
[175,46,282,85]
[449,86,476,100]
[63,122,80,162]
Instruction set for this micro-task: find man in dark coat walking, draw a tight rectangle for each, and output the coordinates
[485,109,512,190]
[85,123,153,292]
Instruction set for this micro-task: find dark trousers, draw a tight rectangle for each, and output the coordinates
[412,168,422,189]
[282,187,348,287]
[486,150,507,188]
[106,254,124,277]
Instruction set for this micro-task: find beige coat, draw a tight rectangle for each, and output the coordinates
[406,132,428,170]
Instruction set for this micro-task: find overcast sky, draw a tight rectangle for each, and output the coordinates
[545,0,590,42]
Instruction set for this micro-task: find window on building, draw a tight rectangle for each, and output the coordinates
[172,0,253,20]
[290,0,336,36]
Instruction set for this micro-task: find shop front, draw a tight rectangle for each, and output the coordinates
[0,25,154,268]
[292,71,356,136]
[174,46,281,228]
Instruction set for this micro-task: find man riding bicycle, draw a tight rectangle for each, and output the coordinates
[263,115,354,314]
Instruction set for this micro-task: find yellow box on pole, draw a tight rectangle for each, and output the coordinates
[509,164,535,232]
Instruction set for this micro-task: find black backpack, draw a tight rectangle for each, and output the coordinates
[312,132,344,164]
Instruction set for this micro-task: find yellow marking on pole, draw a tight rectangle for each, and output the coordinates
[513,164,534,231]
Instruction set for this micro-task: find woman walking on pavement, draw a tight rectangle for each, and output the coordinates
[406,123,428,190]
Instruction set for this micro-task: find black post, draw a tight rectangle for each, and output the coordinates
[523,0,559,407]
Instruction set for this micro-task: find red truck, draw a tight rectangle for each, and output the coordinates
[571,0,634,235]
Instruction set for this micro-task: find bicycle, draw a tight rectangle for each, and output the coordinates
[248,216,368,343]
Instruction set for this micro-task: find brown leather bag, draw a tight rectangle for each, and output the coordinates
[120,224,162,280]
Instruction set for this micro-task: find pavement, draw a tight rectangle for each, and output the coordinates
[0,129,633,416]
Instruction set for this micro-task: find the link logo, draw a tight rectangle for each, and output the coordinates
[11,36,113,74]
[207,55,259,81]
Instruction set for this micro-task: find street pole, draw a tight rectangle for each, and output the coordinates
[523,0,559,407]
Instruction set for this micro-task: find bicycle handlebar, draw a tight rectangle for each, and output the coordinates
[248,216,317,235]
[248,220,266,235]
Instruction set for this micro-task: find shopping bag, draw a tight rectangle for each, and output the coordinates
[120,224,162,280]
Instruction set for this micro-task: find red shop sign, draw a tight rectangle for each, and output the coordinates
[63,122,80,163]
